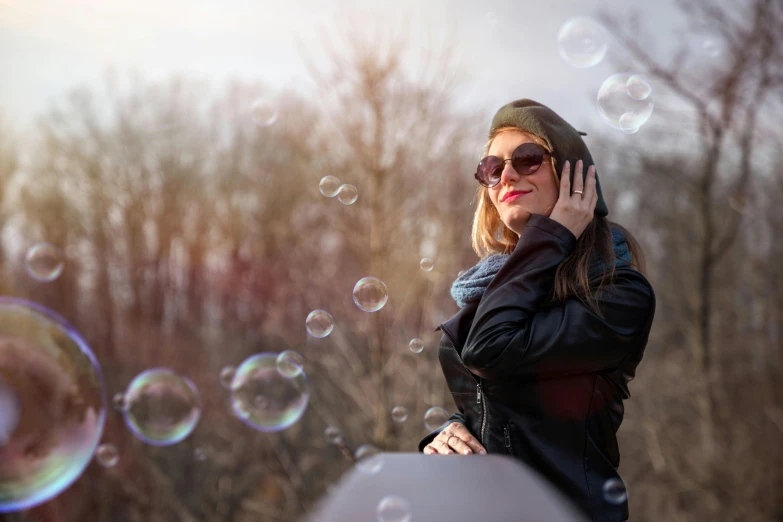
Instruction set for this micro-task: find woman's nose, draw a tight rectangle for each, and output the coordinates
[500,161,520,184]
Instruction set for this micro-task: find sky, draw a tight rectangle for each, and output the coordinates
[0,0,695,137]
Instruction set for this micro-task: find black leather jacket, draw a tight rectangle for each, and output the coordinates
[418,215,656,522]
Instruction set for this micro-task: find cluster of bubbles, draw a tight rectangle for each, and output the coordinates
[0,298,106,513]
[24,242,64,283]
[597,73,654,134]
[319,175,358,205]
[115,369,201,447]
[557,17,656,134]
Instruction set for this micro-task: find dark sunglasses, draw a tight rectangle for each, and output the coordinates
[475,142,551,188]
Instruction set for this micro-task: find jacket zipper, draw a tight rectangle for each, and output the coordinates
[438,323,488,448]
[503,425,513,455]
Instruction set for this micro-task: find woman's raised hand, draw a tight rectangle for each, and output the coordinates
[423,422,487,456]
[548,159,597,241]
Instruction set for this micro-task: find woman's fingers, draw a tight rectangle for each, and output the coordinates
[560,160,571,199]
[573,159,584,197]
[449,424,487,454]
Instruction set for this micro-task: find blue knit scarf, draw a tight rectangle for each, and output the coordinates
[450,227,632,308]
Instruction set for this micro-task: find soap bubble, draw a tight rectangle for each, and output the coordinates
[602,478,628,504]
[122,369,201,447]
[391,406,408,423]
[251,98,278,127]
[194,447,207,461]
[354,444,383,474]
[625,74,652,101]
[231,353,310,432]
[276,350,304,378]
[352,277,389,312]
[408,338,424,354]
[337,184,358,205]
[324,426,343,445]
[112,392,128,412]
[305,310,334,338]
[95,444,119,468]
[25,243,64,283]
[0,297,106,513]
[319,176,341,198]
[618,113,641,134]
[557,17,608,68]
[597,72,654,132]
[377,495,412,522]
[219,366,236,390]
[423,407,450,431]
[419,258,434,272]
[458,270,466,278]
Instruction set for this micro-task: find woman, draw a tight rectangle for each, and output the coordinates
[418,99,656,522]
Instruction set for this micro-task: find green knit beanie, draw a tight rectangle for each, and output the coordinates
[489,98,609,217]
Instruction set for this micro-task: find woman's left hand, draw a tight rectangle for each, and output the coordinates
[548,159,597,241]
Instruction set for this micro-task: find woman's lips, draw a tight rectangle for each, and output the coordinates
[503,191,531,202]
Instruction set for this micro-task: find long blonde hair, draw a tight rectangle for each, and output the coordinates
[470,127,647,318]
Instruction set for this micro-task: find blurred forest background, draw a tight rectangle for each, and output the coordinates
[1,0,783,521]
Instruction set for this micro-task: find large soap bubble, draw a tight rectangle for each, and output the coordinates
[230,353,310,432]
[352,277,389,312]
[597,73,654,133]
[0,297,106,513]
[557,17,609,68]
[122,368,201,446]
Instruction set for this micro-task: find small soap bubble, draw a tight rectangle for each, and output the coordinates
[377,495,412,522]
[324,426,343,445]
[391,406,408,423]
[0,297,106,513]
[352,277,389,312]
[112,392,128,412]
[625,75,652,101]
[122,369,201,447]
[337,184,358,205]
[219,366,236,390]
[319,176,341,198]
[276,350,304,378]
[419,258,434,272]
[251,98,278,127]
[354,444,383,474]
[618,113,641,134]
[194,447,207,461]
[602,478,628,504]
[25,242,65,282]
[457,270,466,278]
[423,407,449,431]
[557,17,608,68]
[231,353,310,432]
[95,444,119,468]
[597,72,654,132]
[408,338,424,354]
[306,310,334,338]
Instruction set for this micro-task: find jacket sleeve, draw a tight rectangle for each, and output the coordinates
[417,411,466,452]
[461,214,655,381]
